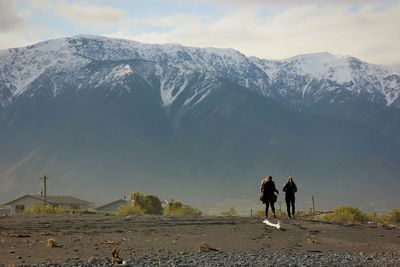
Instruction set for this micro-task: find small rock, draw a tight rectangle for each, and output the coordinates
[88,256,97,263]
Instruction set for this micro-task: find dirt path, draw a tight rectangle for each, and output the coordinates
[0,215,399,265]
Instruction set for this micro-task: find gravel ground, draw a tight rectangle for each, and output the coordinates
[2,215,399,266]
[15,251,400,266]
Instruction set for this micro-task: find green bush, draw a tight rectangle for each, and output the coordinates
[220,207,238,217]
[131,192,163,215]
[116,204,144,216]
[384,209,400,224]
[117,192,203,216]
[163,200,202,216]
[365,212,381,224]
[321,206,368,224]
[25,204,65,215]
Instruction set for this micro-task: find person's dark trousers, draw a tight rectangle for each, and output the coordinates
[265,201,276,218]
[285,196,295,218]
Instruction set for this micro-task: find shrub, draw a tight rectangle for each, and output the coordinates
[142,195,163,215]
[365,212,381,224]
[321,206,368,224]
[220,207,238,217]
[384,209,400,224]
[163,200,202,216]
[25,204,65,215]
[130,192,163,215]
[116,204,144,216]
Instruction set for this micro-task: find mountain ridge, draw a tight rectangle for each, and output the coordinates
[1,35,399,212]
[1,35,399,109]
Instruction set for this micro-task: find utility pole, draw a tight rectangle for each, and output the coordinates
[312,195,315,213]
[38,175,50,205]
[311,192,318,213]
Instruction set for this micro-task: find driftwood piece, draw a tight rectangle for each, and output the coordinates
[40,231,60,236]
[195,242,219,252]
[262,219,281,230]
[304,233,317,244]
[112,248,127,266]
[96,240,120,245]
[1,232,31,238]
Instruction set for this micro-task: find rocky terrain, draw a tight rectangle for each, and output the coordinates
[1,215,399,266]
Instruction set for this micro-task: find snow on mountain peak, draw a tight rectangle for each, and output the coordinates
[284,52,353,83]
[0,37,89,97]
[0,35,399,108]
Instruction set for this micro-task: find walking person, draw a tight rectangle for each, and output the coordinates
[260,175,279,218]
[283,176,297,219]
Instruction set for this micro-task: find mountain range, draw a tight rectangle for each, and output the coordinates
[1,35,399,213]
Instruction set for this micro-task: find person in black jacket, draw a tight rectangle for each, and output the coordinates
[283,176,298,219]
[260,175,279,218]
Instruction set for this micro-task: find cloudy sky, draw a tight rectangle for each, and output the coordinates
[1,0,399,66]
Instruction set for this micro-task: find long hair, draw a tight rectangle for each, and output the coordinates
[262,175,272,184]
[261,175,272,191]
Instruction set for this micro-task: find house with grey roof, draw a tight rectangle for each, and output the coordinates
[3,194,94,214]
[95,199,127,213]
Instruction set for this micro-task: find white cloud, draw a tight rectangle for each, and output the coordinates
[53,1,126,28]
[0,1,45,49]
[0,1,127,49]
[110,3,400,65]
[176,0,398,7]
[127,14,200,27]
[0,0,25,32]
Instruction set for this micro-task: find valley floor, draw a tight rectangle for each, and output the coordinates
[0,215,399,266]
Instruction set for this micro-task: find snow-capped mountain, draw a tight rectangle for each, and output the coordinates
[252,52,400,107]
[1,35,400,211]
[1,35,399,109]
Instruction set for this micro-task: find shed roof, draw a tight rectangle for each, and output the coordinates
[95,199,127,210]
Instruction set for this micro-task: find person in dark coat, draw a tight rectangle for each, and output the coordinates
[283,176,298,219]
[260,175,279,218]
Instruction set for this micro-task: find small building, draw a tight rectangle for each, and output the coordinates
[0,205,11,216]
[95,199,127,213]
[3,194,94,215]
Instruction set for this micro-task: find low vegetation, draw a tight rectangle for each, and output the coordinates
[25,204,66,215]
[384,209,400,224]
[319,206,400,225]
[116,192,201,216]
[321,206,368,224]
[23,196,399,224]
[163,200,202,216]
[116,204,144,216]
[253,206,399,225]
